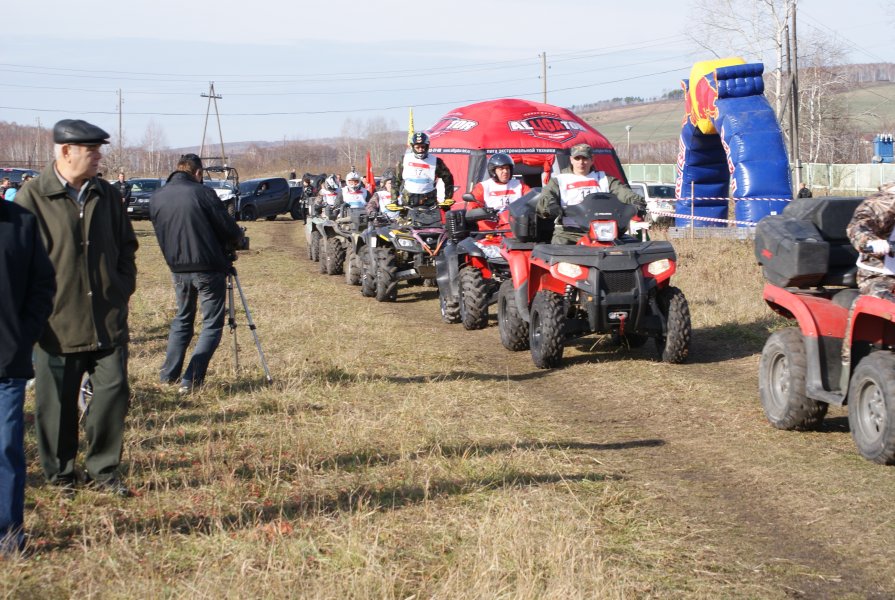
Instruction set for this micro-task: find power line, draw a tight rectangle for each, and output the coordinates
[0,51,697,99]
[0,36,695,85]
[0,65,696,119]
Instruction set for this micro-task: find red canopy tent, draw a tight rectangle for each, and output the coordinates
[424,99,625,201]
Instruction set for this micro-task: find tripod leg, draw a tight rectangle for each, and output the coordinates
[227,273,239,373]
[231,271,274,385]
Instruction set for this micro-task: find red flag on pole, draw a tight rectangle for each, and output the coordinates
[365,152,374,193]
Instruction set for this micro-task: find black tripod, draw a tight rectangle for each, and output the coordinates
[226,266,273,385]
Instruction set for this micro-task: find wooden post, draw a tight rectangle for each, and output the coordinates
[690,181,695,240]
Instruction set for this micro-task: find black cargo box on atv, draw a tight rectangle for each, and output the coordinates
[347,207,368,230]
[507,188,553,242]
[754,196,864,289]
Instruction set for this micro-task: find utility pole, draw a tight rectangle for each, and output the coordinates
[35,117,41,168]
[790,2,802,191]
[200,82,227,165]
[541,52,548,103]
[117,89,123,167]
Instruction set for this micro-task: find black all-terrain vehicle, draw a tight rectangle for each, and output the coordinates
[366,206,447,302]
[501,191,691,369]
[337,207,376,286]
[754,196,895,465]
[435,197,513,329]
[357,212,397,297]
[305,204,349,275]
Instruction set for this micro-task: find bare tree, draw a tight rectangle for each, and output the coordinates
[140,120,168,175]
[363,117,405,174]
[339,118,361,170]
[797,38,850,163]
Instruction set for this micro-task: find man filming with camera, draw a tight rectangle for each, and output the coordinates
[150,154,244,394]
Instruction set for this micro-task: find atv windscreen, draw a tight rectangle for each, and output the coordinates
[564,193,638,235]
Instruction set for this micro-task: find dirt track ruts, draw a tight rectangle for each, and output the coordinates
[271,219,895,597]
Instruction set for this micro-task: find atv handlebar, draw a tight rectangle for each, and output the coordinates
[862,244,895,257]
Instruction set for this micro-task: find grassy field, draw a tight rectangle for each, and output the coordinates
[5,219,895,598]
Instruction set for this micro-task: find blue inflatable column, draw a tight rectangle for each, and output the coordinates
[675,120,729,227]
[713,63,792,225]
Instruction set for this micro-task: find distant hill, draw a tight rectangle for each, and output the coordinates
[580,74,895,157]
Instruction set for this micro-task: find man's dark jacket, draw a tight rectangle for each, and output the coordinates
[150,171,243,273]
[116,179,132,202]
[0,201,56,378]
[16,164,137,354]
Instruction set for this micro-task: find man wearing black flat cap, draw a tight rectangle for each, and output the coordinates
[15,119,137,497]
[537,143,645,244]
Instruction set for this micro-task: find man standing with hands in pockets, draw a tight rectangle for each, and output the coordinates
[16,119,137,497]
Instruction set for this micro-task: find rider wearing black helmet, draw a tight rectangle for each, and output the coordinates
[393,132,455,209]
[468,152,530,211]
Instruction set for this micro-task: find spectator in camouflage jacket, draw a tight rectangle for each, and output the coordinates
[843,181,895,367]
[846,181,895,301]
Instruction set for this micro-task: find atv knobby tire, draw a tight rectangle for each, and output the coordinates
[439,284,461,324]
[759,327,828,430]
[310,230,322,262]
[318,237,328,273]
[226,200,236,218]
[655,286,691,363]
[459,267,489,330]
[374,247,398,302]
[530,290,565,369]
[848,352,895,464]
[498,279,528,351]
[345,246,361,285]
[360,248,376,297]
[325,236,346,275]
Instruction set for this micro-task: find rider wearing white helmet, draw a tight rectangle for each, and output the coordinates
[314,174,342,215]
[341,171,369,210]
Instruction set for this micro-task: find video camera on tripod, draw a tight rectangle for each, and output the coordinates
[223,227,273,386]
[226,226,250,262]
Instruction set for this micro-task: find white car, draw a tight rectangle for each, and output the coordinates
[629,182,676,225]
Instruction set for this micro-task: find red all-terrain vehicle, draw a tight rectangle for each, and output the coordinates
[435,196,513,329]
[754,196,895,464]
[500,191,691,369]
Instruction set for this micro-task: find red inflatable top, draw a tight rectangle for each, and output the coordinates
[423,99,623,197]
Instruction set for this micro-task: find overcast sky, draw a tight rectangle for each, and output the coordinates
[2,0,893,149]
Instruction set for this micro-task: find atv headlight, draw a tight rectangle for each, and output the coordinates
[397,238,415,248]
[647,259,672,276]
[589,220,618,242]
[555,262,584,279]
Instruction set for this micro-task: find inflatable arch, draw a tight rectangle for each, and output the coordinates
[676,58,792,227]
